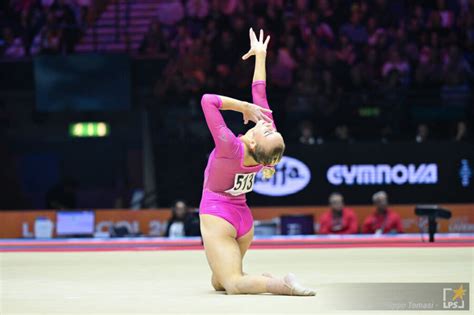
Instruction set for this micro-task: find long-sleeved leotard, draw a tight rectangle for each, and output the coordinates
[251,80,275,128]
[200,81,273,199]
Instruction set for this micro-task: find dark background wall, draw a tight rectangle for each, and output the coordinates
[0,56,167,209]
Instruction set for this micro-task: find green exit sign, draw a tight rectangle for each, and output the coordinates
[69,122,110,137]
[358,107,380,117]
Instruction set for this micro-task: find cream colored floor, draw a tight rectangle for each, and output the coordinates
[1,247,473,315]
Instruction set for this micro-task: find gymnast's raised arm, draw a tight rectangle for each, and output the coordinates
[242,28,274,125]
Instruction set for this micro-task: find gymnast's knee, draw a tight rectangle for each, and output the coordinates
[222,275,244,295]
[211,274,225,291]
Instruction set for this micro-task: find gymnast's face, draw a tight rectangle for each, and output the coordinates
[247,120,285,166]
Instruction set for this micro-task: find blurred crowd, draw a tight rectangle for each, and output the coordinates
[148,0,474,143]
[0,0,89,56]
[1,0,473,142]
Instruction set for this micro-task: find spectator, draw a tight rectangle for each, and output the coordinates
[380,125,394,143]
[19,1,44,56]
[454,121,470,142]
[51,0,78,53]
[156,0,184,26]
[441,45,472,109]
[415,123,429,143]
[270,47,297,89]
[415,46,443,88]
[76,0,91,27]
[165,200,200,237]
[38,11,61,54]
[285,70,318,124]
[340,5,368,45]
[333,124,354,143]
[319,193,358,234]
[382,48,410,79]
[139,20,170,56]
[218,0,239,16]
[298,120,322,145]
[335,34,356,66]
[186,0,209,20]
[171,23,193,55]
[1,27,25,57]
[362,191,403,234]
[315,69,342,119]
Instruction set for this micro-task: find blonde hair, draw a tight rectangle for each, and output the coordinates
[251,136,286,165]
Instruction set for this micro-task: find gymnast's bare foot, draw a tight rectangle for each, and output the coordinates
[266,272,316,296]
[284,273,316,296]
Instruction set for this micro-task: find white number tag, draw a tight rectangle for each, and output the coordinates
[225,173,256,196]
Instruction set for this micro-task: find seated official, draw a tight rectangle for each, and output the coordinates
[319,193,358,234]
[165,200,201,237]
[362,191,403,234]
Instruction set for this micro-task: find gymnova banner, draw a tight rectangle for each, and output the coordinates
[253,156,311,196]
[246,142,474,205]
[154,142,473,206]
[326,163,438,186]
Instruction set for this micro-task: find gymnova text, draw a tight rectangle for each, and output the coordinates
[327,163,438,185]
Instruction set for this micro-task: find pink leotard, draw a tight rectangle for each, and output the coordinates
[199,81,274,238]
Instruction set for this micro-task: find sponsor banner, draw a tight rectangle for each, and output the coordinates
[326,163,438,186]
[155,142,473,206]
[253,156,311,196]
[247,142,474,205]
[1,204,473,238]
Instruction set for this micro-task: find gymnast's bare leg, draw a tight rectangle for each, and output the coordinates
[201,214,315,295]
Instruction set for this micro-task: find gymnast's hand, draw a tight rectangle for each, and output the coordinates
[242,28,270,60]
[242,102,273,125]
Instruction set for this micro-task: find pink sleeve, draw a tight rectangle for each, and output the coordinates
[201,94,240,158]
[252,80,275,128]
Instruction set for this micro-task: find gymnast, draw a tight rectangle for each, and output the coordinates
[198,28,315,296]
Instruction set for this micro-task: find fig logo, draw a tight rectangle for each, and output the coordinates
[254,156,311,196]
[327,163,438,185]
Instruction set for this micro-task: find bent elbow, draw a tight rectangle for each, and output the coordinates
[201,94,221,110]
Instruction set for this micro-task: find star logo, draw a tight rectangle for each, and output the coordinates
[452,284,466,301]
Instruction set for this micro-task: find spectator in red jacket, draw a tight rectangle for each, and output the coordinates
[362,191,403,234]
[319,193,358,234]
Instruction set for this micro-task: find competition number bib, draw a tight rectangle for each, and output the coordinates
[225,173,256,196]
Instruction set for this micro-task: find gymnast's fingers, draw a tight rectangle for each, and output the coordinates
[260,113,273,123]
[250,27,257,43]
[242,50,253,60]
[264,35,270,48]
